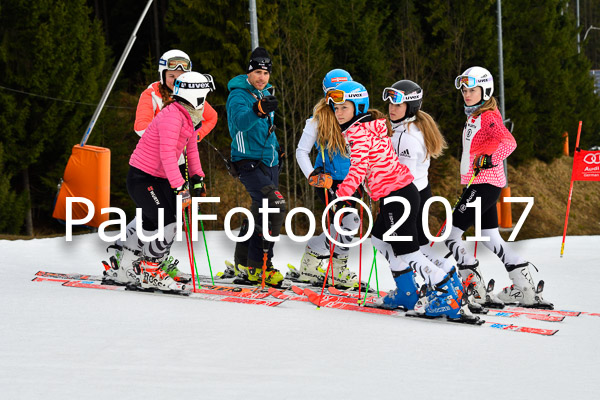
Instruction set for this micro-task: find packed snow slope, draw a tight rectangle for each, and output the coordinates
[1,232,599,399]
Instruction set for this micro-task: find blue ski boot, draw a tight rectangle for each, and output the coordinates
[374,268,419,310]
[413,274,462,319]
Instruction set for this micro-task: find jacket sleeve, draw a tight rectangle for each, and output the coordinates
[227,90,262,132]
[186,138,205,179]
[134,88,156,137]
[196,100,218,142]
[336,125,370,198]
[296,118,318,178]
[483,111,516,165]
[158,112,186,188]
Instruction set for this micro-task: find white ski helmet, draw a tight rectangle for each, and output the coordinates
[172,72,215,110]
[455,66,494,101]
[158,49,192,85]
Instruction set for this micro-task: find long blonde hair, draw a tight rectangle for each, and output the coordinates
[407,110,447,159]
[471,96,498,118]
[367,109,393,137]
[314,98,347,158]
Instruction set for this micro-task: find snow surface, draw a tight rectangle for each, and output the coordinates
[1,232,599,399]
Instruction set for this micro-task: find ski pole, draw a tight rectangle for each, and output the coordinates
[430,170,479,246]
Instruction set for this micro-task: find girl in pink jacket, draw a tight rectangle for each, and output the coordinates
[329,81,477,323]
[103,72,213,292]
[447,66,552,309]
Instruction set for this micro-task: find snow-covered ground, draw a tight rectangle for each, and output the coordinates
[1,232,599,399]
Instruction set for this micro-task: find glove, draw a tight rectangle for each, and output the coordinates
[308,167,333,189]
[252,95,278,118]
[472,154,495,176]
[174,183,192,209]
[190,174,207,197]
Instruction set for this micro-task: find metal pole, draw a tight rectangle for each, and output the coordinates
[80,0,154,146]
[497,0,508,184]
[249,0,259,50]
[577,0,581,54]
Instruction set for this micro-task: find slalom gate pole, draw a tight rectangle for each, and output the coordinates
[183,207,198,292]
[198,210,215,285]
[560,120,583,257]
[361,247,378,304]
[358,195,364,300]
[187,205,202,288]
[430,170,478,247]
[474,241,478,257]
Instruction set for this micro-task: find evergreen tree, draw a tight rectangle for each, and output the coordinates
[0,0,109,234]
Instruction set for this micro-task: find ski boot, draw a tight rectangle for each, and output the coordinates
[102,244,139,285]
[373,268,419,310]
[497,262,553,309]
[297,248,327,284]
[133,258,187,292]
[237,261,284,288]
[449,267,487,314]
[328,254,359,289]
[412,274,481,324]
[458,261,504,308]
[157,255,191,283]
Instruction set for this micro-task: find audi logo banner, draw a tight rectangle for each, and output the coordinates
[572,150,600,181]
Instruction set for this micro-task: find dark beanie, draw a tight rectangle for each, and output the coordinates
[247,47,272,73]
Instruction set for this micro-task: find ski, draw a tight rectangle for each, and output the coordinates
[287,287,558,336]
[33,277,278,300]
[33,277,284,306]
[325,286,564,322]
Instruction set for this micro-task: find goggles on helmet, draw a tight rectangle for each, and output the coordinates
[381,87,423,104]
[162,56,192,72]
[454,75,479,89]
[322,77,350,94]
[326,89,368,105]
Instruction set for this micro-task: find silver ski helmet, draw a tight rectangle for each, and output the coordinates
[322,69,353,96]
[172,72,215,110]
[326,81,369,117]
[382,80,423,120]
[455,66,494,101]
[158,49,192,85]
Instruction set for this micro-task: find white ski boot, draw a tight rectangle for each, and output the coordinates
[458,261,504,308]
[497,262,553,308]
[134,258,187,292]
[102,245,139,285]
[297,248,327,284]
[329,254,358,289]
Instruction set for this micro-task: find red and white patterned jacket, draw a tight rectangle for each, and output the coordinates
[336,118,414,201]
[461,108,516,187]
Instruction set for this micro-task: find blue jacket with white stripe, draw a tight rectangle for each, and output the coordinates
[226,75,279,166]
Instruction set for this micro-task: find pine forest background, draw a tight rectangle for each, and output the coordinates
[1,0,600,239]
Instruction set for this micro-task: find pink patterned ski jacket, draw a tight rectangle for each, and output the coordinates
[336,118,414,201]
[460,108,516,187]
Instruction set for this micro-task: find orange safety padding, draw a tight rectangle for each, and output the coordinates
[498,186,512,228]
[52,145,110,227]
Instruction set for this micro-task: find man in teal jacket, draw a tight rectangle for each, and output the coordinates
[226,47,286,287]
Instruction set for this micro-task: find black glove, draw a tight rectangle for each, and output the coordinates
[473,154,495,176]
[190,174,206,197]
[252,95,278,118]
[174,183,191,208]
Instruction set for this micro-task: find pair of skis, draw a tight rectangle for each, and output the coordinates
[35,270,594,336]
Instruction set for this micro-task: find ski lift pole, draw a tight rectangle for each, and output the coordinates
[79,0,154,146]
